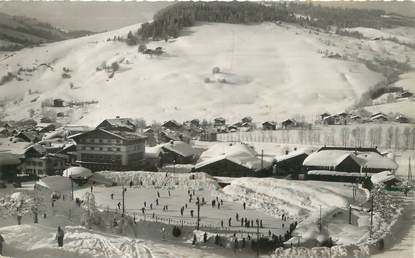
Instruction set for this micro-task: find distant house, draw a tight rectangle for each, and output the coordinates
[262,121,276,131]
[53,99,64,107]
[370,113,388,122]
[398,91,413,99]
[70,128,147,171]
[281,119,296,129]
[194,143,272,177]
[200,128,217,142]
[320,113,331,120]
[214,117,226,127]
[241,116,253,124]
[396,115,409,123]
[350,115,362,123]
[36,123,56,133]
[322,116,335,125]
[97,117,136,132]
[62,125,91,136]
[190,119,200,127]
[15,131,40,143]
[162,120,181,131]
[159,130,181,143]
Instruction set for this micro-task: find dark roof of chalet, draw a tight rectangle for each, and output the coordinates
[262,121,276,125]
[320,112,331,117]
[281,119,295,124]
[97,118,136,131]
[214,117,226,121]
[71,128,146,141]
[16,131,39,142]
[24,144,47,156]
[162,120,181,128]
[318,146,381,154]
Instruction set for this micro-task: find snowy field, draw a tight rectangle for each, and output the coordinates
[3,22,414,124]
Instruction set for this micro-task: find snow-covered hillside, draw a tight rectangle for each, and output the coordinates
[0,22,413,124]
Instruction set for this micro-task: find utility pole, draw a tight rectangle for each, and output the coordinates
[70,176,74,201]
[370,195,374,238]
[196,200,200,230]
[348,205,352,225]
[122,185,126,217]
[319,205,322,232]
[256,218,260,258]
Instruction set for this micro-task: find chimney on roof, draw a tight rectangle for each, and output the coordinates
[116,116,120,118]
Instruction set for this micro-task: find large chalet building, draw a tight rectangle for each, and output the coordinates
[70,118,146,171]
[71,128,146,171]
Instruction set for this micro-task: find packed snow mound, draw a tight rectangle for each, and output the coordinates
[371,171,398,185]
[0,22,387,123]
[36,176,72,192]
[221,178,352,219]
[63,166,93,179]
[97,171,219,190]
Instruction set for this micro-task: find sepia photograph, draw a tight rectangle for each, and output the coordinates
[0,0,414,257]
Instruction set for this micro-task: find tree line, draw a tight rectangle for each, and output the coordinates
[134,2,413,42]
[137,2,295,40]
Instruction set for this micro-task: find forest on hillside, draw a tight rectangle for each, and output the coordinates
[135,1,414,41]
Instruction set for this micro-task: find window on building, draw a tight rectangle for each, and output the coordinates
[116,148,121,152]
[99,147,103,151]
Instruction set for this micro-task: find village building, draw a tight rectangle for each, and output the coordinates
[14,130,41,143]
[162,120,181,131]
[19,144,67,177]
[273,150,309,176]
[322,115,336,125]
[213,117,226,127]
[35,123,56,134]
[281,119,296,129]
[241,116,253,124]
[397,91,413,99]
[96,117,136,132]
[395,115,409,123]
[148,141,197,166]
[320,113,331,120]
[193,142,272,177]
[262,121,276,130]
[70,128,147,171]
[200,128,217,142]
[53,98,65,107]
[303,146,398,182]
[370,112,388,122]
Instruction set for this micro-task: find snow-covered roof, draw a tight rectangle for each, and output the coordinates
[307,170,364,177]
[36,176,72,192]
[356,152,398,170]
[63,166,93,179]
[161,141,196,158]
[304,149,398,170]
[371,171,399,185]
[145,145,163,159]
[303,150,366,168]
[195,142,272,171]
[274,150,307,163]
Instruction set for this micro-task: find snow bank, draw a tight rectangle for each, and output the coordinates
[97,171,219,191]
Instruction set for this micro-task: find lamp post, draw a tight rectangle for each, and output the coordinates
[69,175,74,201]
[122,185,126,217]
[196,200,200,230]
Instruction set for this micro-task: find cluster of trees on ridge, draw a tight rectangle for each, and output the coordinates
[133,1,413,41]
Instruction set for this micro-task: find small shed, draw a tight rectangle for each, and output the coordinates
[53,99,64,107]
